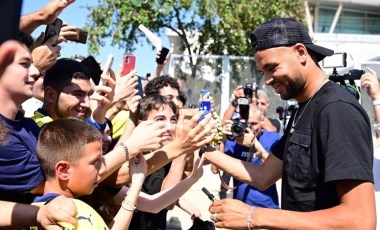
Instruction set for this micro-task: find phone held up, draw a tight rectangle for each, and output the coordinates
[43,18,63,44]
[98,54,114,87]
[122,54,144,97]
[199,89,211,122]
[66,29,88,44]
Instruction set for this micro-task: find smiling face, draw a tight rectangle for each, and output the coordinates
[67,141,103,197]
[52,78,92,119]
[146,105,177,145]
[0,43,40,105]
[255,45,306,100]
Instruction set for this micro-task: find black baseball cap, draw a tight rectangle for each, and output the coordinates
[250,18,334,61]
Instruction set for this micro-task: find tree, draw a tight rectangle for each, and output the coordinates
[86,0,304,58]
[85,0,305,110]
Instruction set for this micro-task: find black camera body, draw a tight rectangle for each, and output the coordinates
[231,118,248,137]
[243,82,258,102]
[231,97,250,137]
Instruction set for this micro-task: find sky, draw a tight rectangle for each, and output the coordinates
[22,0,171,76]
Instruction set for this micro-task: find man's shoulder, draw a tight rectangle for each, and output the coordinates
[31,109,53,127]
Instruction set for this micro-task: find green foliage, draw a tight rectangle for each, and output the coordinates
[86,0,305,56]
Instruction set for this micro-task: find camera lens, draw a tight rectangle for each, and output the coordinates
[231,121,246,137]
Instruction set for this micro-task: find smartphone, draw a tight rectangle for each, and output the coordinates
[81,56,102,85]
[42,18,63,44]
[156,47,169,64]
[135,76,144,97]
[66,29,88,44]
[98,54,114,87]
[199,100,211,122]
[0,0,22,44]
[122,54,136,76]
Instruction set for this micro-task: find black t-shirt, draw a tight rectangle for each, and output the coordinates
[272,81,373,211]
[129,162,171,230]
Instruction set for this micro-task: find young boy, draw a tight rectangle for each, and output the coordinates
[34,118,146,229]
[34,117,205,229]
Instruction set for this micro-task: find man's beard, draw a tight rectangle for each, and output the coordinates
[278,75,305,100]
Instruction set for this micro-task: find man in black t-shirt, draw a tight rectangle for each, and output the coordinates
[205,18,375,229]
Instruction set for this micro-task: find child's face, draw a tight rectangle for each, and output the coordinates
[68,141,103,196]
[146,105,177,145]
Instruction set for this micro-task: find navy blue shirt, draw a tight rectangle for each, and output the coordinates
[0,114,43,203]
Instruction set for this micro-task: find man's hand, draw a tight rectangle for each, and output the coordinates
[58,23,80,43]
[40,0,76,25]
[36,195,77,229]
[32,35,61,72]
[235,128,254,148]
[209,198,251,229]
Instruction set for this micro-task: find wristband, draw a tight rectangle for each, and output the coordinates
[247,206,255,230]
[121,199,136,211]
[120,142,130,162]
[373,99,380,107]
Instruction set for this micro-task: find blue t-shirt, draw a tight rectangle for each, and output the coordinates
[0,114,43,203]
[224,130,281,208]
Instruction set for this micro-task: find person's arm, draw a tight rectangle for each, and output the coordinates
[109,155,146,230]
[90,69,116,125]
[204,146,282,190]
[160,154,187,210]
[134,156,204,213]
[99,119,167,182]
[1,195,77,229]
[20,0,75,34]
[361,67,380,123]
[144,110,216,175]
[209,180,375,229]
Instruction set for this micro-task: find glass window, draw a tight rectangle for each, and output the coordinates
[317,7,380,34]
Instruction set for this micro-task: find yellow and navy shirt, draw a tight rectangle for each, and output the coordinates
[30,193,109,230]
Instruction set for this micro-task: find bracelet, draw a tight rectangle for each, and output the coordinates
[373,100,380,107]
[121,199,136,211]
[120,142,130,162]
[247,206,255,230]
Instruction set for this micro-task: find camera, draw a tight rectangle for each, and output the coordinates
[323,52,363,101]
[243,82,258,102]
[231,97,250,137]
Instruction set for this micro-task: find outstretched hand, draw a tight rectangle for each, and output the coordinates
[173,109,217,153]
[126,120,169,157]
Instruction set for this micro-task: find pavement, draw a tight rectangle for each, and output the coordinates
[166,164,282,230]
[166,164,223,229]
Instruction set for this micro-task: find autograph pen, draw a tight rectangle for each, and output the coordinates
[202,187,217,202]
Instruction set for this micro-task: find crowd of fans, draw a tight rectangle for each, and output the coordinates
[0,0,378,230]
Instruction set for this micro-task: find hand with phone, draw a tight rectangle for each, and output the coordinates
[42,18,63,44]
[31,33,61,72]
[122,54,144,97]
[59,23,88,44]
